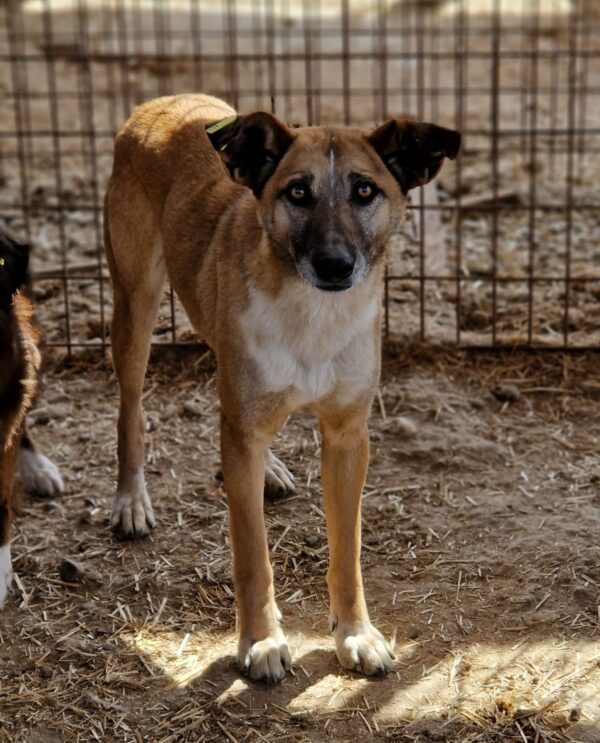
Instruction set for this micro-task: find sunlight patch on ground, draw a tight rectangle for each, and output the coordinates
[123,627,238,688]
[376,638,600,730]
[123,627,600,734]
[286,637,416,714]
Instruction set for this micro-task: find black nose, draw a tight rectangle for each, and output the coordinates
[313,253,355,283]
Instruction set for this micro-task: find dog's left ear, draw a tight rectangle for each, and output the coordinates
[368,119,461,193]
[207,112,295,196]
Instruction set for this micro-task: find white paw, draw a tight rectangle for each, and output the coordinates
[18,449,64,497]
[264,450,295,500]
[238,627,291,683]
[111,484,155,539]
[333,619,394,676]
[0,544,12,608]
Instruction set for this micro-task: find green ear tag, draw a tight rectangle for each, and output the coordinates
[206,115,237,135]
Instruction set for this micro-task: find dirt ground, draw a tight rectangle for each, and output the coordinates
[1,346,600,742]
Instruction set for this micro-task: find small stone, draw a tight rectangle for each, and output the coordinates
[386,416,418,437]
[566,307,584,331]
[573,587,594,608]
[85,318,110,339]
[469,309,490,330]
[78,510,92,525]
[491,384,521,403]
[30,403,69,425]
[182,401,203,418]
[145,416,158,432]
[521,609,562,627]
[161,403,178,421]
[305,534,319,547]
[39,666,53,679]
[42,501,62,513]
[470,397,486,410]
[58,558,85,583]
[46,391,70,404]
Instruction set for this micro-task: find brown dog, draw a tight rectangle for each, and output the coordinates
[105,94,460,681]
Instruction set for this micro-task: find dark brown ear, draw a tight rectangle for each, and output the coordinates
[368,119,461,193]
[206,112,294,196]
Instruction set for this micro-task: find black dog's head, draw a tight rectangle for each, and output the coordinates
[0,230,30,312]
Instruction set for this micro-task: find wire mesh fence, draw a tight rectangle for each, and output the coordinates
[1,0,599,352]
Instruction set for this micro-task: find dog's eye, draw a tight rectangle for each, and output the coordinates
[286,182,312,206]
[290,185,305,200]
[354,182,378,203]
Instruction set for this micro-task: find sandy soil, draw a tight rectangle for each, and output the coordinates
[1,347,600,742]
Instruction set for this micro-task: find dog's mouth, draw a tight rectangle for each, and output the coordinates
[314,280,354,292]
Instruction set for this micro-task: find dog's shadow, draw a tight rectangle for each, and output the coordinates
[185,645,385,711]
[138,637,395,720]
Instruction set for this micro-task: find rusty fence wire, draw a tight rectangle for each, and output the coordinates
[1,0,599,352]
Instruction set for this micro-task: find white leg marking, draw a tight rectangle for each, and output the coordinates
[238,625,291,683]
[18,449,64,497]
[333,619,394,676]
[111,469,155,538]
[0,544,12,609]
[264,450,295,499]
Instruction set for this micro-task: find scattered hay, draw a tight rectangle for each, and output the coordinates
[1,347,600,742]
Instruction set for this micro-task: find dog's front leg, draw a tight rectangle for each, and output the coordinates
[0,436,18,607]
[319,407,394,676]
[220,414,291,682]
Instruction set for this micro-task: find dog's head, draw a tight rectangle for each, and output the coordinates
[0,230,30,312]
[208,113,460,292]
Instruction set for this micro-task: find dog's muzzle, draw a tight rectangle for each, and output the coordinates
[296,250,366,293]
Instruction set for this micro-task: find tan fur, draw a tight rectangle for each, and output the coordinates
[104,94,457,681]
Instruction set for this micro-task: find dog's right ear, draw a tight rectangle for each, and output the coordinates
[206,112,294,196]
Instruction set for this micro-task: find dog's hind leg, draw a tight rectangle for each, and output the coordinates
[105,175,166,539]
[264,449,295,500]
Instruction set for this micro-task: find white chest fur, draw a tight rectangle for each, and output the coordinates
[241,276,380,404]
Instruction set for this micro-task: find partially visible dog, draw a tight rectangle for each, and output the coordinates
[0,229,63,607]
